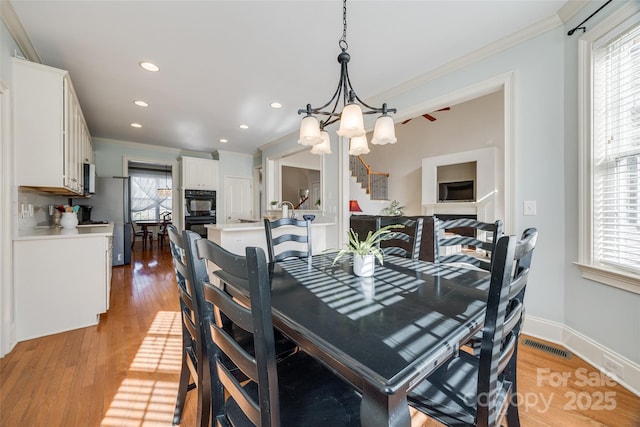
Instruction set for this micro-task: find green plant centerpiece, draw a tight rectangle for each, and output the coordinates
[331,224,403,276]
[380,200,405,216]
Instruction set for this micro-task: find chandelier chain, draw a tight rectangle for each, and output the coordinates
[339,0,348,51]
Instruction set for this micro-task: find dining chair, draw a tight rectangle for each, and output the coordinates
[462,227,537,352]
[167,225,211,427]
[158,212,172,249]
[434,217,503,271]
[263,217,312,262]
[195,239,362,427]
[131,221,146,249]
[408,228,538,427]
[376,216,424,260]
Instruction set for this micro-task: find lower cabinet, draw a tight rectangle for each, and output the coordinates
[14,236,111,341]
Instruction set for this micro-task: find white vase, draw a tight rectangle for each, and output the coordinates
[353,253,375,277]
[60,212,78,229]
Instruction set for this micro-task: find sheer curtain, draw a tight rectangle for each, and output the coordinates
[129,167,172,220]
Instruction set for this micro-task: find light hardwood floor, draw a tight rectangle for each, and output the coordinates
[1,243,639,426]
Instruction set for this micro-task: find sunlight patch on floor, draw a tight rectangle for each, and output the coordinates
[102,311,184,426]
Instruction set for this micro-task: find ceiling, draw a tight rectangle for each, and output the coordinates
[8,0,570,155]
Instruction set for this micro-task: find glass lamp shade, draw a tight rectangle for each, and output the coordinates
[348,134,370,155]
[311,131,332,155]
[336,103,365,137]
[157,188,171,198]
[370,115,397,145]
[298,116,323,146]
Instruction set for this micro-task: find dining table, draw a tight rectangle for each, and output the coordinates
[135,219,171,247]
[222,252,491,427]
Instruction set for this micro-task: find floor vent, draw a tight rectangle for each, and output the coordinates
[522,338,572,360]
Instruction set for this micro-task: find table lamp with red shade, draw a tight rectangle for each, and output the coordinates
[349,200,363,212]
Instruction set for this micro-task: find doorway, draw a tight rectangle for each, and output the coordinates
[224,176,252,223]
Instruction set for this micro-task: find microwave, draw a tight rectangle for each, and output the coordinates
[83,163,96,195]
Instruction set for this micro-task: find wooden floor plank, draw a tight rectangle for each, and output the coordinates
[1,241,639,427]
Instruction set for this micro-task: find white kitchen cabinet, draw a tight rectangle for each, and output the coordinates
[181,156,218,190]
[14,234,111,341]
[13,58,93,196]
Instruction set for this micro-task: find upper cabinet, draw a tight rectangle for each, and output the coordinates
[13,58,93,196]
[181,157,218,190]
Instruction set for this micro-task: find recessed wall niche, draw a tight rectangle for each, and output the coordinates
[436,161,476,184]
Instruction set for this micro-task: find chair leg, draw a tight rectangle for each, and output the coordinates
[173,354,191,425]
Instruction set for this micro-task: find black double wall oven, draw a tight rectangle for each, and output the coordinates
[184,189,216,237]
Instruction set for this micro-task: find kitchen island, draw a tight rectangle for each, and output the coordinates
[13,224,114,340]
[205,217,335,256]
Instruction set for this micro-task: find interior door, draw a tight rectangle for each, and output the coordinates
[224,176,252,223]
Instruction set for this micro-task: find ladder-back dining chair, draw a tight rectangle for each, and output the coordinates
[195,239,362,427]
[167,225,211,427]
[408,229,538,427]
[376,216,424,260]
[157,212,172,249]
[263,217,312,262]
[435,217,503,271]
[131,221,147,249]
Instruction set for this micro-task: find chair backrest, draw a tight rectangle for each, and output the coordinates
[263,217,311,262]
[131,221,142,234]
[160,212,172,230]
[434,217,503,271]
[195,239,280,426]
[167,225,212,427]
[476,228,538,426]
[376,216,424,260]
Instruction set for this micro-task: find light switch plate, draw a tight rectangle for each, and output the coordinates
[523,200,537,216]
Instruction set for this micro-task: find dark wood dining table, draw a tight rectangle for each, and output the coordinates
[135,219,171,247]
[223,252,490,427]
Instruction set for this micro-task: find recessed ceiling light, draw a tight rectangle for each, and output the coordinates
[133,100,149,107]
[220,139,228,143]
[130,123,142,128]
[239,124,249,129]
[270,102,282,109]
[139,62,159,72]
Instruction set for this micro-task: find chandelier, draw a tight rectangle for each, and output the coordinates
[297,0,397,155]
[157,164,171,198]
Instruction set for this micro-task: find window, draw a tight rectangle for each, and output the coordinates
[129,166,172,221]
[578,6,640,293]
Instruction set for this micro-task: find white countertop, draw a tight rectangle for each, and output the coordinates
[206,218,335,232]
[15,223,114,240]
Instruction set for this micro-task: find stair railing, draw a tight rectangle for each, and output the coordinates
[349,156,389,200]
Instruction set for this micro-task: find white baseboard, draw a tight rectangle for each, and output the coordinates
[523,315,640,397]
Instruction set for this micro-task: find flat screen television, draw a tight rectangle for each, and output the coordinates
[438,180,475,202]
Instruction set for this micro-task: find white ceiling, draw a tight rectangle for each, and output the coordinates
[9,0,569,155]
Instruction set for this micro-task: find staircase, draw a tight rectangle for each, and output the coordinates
[349,156,389,200]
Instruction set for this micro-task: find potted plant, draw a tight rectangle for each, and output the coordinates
[380,200,405,216]
[331,224,403,277]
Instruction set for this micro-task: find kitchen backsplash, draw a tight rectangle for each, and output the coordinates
[17,188,70,230]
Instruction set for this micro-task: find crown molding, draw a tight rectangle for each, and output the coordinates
[558,0,591,24]
[92,136,208,157]
[0,0,40,62]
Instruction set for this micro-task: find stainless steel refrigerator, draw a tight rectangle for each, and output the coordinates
[90,176,132,266]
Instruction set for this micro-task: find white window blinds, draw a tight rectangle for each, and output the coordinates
[593,23,640,274]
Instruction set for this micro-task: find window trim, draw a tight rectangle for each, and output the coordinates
[577,3,640,294]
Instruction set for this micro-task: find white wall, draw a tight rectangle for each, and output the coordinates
[363,91,504,216]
